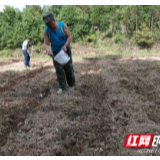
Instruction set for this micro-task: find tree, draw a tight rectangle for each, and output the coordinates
[0,6,16,49]
[3,6,16,26]
[123,6,137,38]
[90,5,110,31]
[49,5,62,19]
[58,6,90,42]
[1,5,160,50]
[135,23,154,48]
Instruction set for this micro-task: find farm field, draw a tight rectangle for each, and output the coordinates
[0,55,160,155]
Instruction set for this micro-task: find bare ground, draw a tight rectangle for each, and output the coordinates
[0,55,160,156]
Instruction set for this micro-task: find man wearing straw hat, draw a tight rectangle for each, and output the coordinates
[43,12,75,94]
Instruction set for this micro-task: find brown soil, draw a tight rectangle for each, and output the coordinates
[0,55,160,156]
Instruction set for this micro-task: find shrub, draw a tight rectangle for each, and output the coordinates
[135,23,154,48]
[114,31,122,44]
[105,31,113,38]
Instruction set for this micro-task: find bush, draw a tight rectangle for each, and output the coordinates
[135,23,154,48]
[106,31,113,38]
[85,34,96,43]
[114,31,122,44]
[83,29,97,48]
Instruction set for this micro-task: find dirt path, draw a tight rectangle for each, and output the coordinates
[0,56,160,155]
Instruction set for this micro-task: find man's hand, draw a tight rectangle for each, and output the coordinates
[27,49,30,54]
[48,51,53,57]
[61,46,67,52]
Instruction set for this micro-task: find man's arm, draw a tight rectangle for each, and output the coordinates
[61,23,72,52]
[26,43,30,53]
[43,30,53,56]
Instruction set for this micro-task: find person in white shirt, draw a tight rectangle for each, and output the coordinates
[22,38,32,68]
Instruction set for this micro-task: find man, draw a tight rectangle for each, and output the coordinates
[22,38,32,68]
[43,12,75,94]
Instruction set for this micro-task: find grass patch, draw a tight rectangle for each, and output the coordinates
[0,49,14,57]
[1,40,160,60]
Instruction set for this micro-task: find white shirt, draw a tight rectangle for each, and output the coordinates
[22,40,29,50]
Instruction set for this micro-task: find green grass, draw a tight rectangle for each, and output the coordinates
[1,41,160,60]
[1,51,160,61]
[0,49,14,57]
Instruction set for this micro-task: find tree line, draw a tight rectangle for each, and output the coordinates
[0,5,160,50]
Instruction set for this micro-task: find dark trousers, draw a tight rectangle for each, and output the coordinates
[22,50,30,67]
[52,47,75,89]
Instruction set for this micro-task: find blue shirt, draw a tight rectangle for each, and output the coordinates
[45,21,67,54]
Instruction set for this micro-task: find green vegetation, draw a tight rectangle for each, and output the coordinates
[1,5,160,56]
[135,23,154,48]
